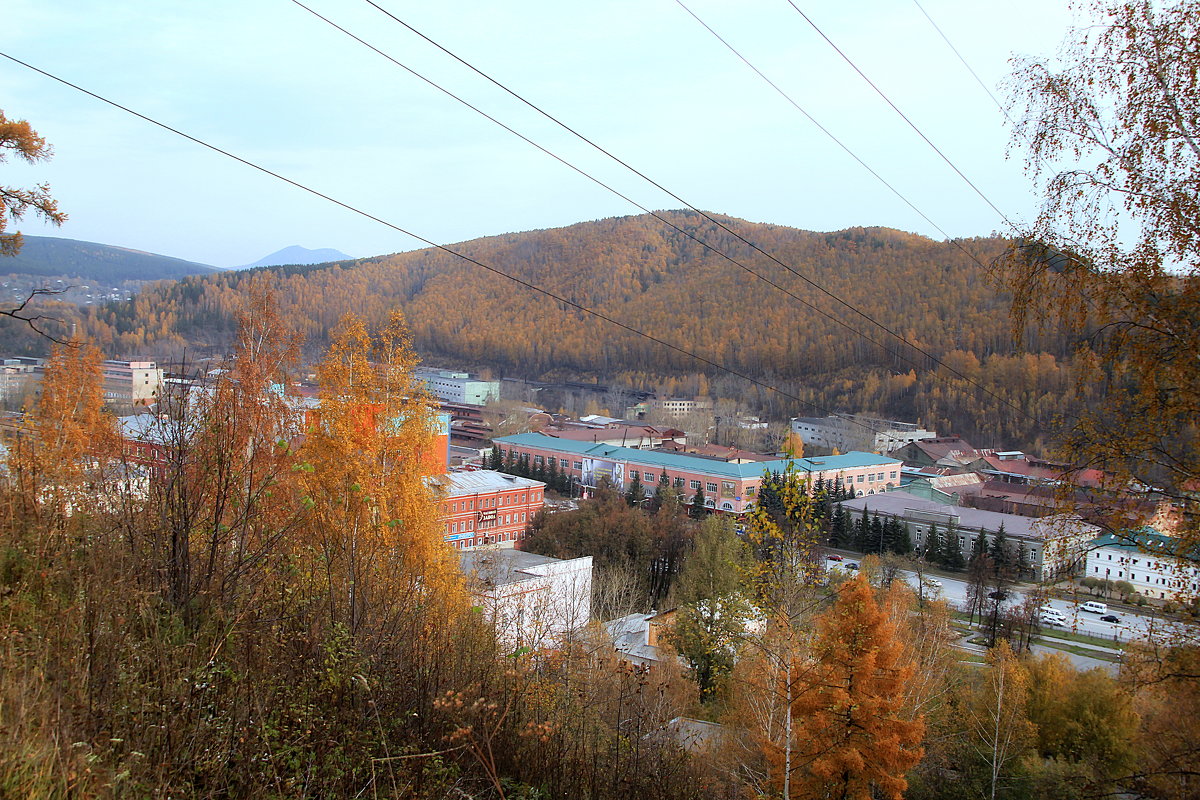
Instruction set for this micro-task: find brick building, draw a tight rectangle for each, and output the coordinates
[437,469,545,549]
[495,433,901,514]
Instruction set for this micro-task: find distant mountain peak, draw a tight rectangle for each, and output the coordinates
[239,245,351,269]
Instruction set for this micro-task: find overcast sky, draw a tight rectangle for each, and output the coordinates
[2,1,1075,268]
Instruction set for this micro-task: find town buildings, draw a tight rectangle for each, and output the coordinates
[1086,530,1200,601]
[791,414,936,454]
[459,548,592,647]
[837,491,1098,581]
[437,469,546,550]
[495,432,902,514]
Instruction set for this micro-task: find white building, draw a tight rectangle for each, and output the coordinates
[103,360,164,406]
[459,549,591,648]
[1086,530,1200,602]
[414,368,500,405]
[791,414,936,454]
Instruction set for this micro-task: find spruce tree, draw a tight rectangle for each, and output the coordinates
[924,522,941,563]
[489,443,502,470]
[968,527,988,567]
[989,523,1010,573]
[546,458,560,493]
[504,449,516,474]
[890,518,912,555]
[870,514,885,554]
[627,469,646,507]
[691,486,708,517]
[943,523,966,571]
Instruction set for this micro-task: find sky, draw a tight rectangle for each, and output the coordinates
[2,1,1076,269]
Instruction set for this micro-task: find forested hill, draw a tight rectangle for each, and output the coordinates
[17,212,1078,448]
[2,235,219,282]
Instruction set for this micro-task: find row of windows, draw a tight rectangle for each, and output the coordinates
[446,511,529,534]
[506,448,897,497]
[450,530,526,549]
[445,492,539,513]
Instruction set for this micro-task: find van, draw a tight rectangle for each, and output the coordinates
[1081,601,1108,614]
[1039,605,1066,621]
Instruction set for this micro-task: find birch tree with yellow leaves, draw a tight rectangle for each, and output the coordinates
[298,311,463,637]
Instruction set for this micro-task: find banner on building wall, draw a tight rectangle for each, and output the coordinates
[582,458,625,490]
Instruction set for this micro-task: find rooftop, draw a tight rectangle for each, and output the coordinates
[838,490,1084,540]
[459,548,565,587]
[437,469,544,496]
[497,433,899,479]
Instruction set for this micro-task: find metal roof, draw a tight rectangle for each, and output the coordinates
[496,433,899,479]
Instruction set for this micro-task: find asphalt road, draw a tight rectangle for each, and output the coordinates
[824,556,1197,645]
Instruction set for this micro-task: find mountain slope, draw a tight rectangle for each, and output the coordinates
[0,236,218,283]
[0,212,1075,447]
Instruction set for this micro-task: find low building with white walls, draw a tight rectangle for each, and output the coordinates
[791,414,936,454]
[459,549,592,649]
[413,368,500,405]
[1085,530,1200,602]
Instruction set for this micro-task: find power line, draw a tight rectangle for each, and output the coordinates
[287,0,926,379]
[783,0,1020,232]
[347,0,1048,428]
[0,49,895,441]
[910,0,1016,126]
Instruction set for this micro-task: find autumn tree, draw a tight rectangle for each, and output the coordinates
[0,110,66,257]
[670,514,753,699]
[1000,0,1200,560]
[962,642,1036,800]
[297,311,463,635]
[7,341,119,530]
[787,574,925,800]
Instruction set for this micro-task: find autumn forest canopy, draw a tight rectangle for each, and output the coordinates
[1,212,1084,451]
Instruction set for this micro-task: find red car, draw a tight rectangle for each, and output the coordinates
[826,554,844,562]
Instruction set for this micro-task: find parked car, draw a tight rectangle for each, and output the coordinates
[1100,614,1120,623]
[826,554,843,562]
[1040,614,1066,627]
[988,590,1009,601]
[924,579,943,588]
[845,562,859,570]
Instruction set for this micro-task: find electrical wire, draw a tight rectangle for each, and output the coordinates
[0,49,897,441]
[783,0,1020,231]
[288,0,931,382]
[909,0,1016,126]
[346,0,1049,429]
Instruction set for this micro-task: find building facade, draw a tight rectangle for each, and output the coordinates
[495,433,902,514]
[460,549,592,648]
[1086,530,1200,601]
[791,414,936,454]
[414,368,500,405]
[438,469,545,549]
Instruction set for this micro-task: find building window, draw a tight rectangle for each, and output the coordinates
[574,461,583,469]
[674,477,685,488]
[857,475,864,483]
[889,471,897,479]
[644,471,655,481]
[746,485,757,496]
[706,482,718,493]
[690,480,701,490]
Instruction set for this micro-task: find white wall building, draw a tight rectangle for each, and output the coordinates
[1086,530,1200,602]
[791,414,936,454]
[459,549,591,648]
[414,368,500,405]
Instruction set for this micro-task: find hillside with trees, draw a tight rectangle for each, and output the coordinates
[2,212,1082,449]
